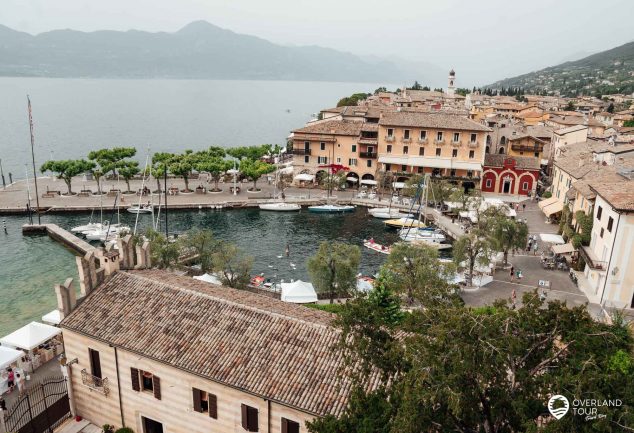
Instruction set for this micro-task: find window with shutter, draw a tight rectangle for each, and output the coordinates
[193,388,202,413]
[241,404,258,432]
[152,376,161,400]
[209,394,217,419]
[282,418,300,433]
[131,368,140,392]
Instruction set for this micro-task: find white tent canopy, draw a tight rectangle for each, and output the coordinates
[0,346,24,369]
[193,273,223,285]
[346,176,359,182]
[0,322,62,350]
[294,173,314,181]
[540,233,565,244]
[280,280,318,304]
[42,309,62,326]
[392,182,406,189]
[360,179,377,185]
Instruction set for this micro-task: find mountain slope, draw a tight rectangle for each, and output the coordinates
[486,41,634,96]
[0,21,408,82]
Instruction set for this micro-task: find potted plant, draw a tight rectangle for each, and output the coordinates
[102,424,115,433]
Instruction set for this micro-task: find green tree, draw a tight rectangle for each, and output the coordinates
[238,158,275,191]
[211,241,253,289]
[226,145,269,161]
[196,156,232,192]
[307,242,361,304]
[606,103,615,113]
[87,147,137,178]
[150,152,174,193]
[178,228,216,272]
[624,119,634,127]
[490,215,529,265]
[146,229,179,269]
[310,291,634,433]
[118,161,140,193]
[453,231,494,287]
[336,93,368,107]
[384,243,457,306]
[90,166,105,194]
[565,101,576,111]
[40,159,95,195]
[169,150,197,192]
[373,87,387,95]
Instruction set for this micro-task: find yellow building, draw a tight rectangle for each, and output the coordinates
[61,270,371,433]
[376,111,491,189]
[290,119,377,184]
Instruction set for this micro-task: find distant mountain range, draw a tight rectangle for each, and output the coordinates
[486,41,634,97]
[0,21,440,84]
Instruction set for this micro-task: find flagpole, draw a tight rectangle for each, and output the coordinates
[27,95,41,224]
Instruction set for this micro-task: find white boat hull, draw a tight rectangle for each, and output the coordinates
[259,203,301,211]
[363,241,391,254]
[370,211,414,219]
[127,207,153,214]
[384,218,426,228]
[308,205,355,213]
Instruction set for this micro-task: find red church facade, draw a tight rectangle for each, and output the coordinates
[481,155,540,196]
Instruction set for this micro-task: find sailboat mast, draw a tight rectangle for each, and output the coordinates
[27,96,41,224]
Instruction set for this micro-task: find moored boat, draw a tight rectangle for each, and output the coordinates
[399,227,446,243]
[308,204,355,213]
[259,202,301,211]
[127,204,153,214]
[369,208,414,219]
[384,217,426,229]
[363,239,391,254]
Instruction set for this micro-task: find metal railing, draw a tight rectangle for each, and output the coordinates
[359,152,377,158]
[290,148,311,155]
[435,138,445,145]
[385,136,395,142]
[402,137,412,143]
[469,141,479,148]
[511,144,542,152]
[579,246,608,271]
[418,137,428,144]
[81,369,110,396]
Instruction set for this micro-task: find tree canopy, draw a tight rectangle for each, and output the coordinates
[238,158,275,191]
[87,147,137,177]
[40,159,95,194]
[307,242,361,304]
[336,92,369,107]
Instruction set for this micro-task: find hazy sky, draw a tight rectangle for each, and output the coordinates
[3,0,633,86]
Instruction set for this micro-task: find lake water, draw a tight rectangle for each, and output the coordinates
[0,77,390,335]
[0,77,383,179]
[0,208,401,335]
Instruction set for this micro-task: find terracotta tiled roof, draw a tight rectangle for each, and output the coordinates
[62,270,379,417]
[379,111,491,132]
[293,119,363,136]
[360,123,379,132]
[591,178,634,211]
[483,154,541,170]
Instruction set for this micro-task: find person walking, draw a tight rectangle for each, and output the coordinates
[511,288,517,308]
[510,266,515,282]
[16,373,25,397]
[522,203,526,212]
[285,243,290,257]
[7,368,15,392]
[533,241,539,256]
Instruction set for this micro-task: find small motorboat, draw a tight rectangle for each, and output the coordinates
[259,202,301,211]
[399,227,446,243]
[71,222,105,233]
[127,204,153,214]
[368,207,414,219]
[363,239,391,255]
[308,204,355,213]
[384,217,426,229]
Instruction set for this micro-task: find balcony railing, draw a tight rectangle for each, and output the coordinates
[418,137,428,144]
[451,140,461,147]
[511,144,543,152]
[435,138,445,145]
[291,148,311,155]
[81,369,110,396]
[385,135,395,142]
[579,246,608,271]
[402,137,412,143]
[359,151,377,159]
[469,141,479,148]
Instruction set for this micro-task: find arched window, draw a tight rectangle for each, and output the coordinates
[498,147,505,155]
[500,136,506,145]
[485,146,490,154]
[486,135,492,145]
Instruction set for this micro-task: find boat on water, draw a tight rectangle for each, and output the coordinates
[127,204,153,214]
[84,225,131,241]
[384,217,426,228]
[399,227,446,243]
[368,208,414,219]
[71,222,106,233]
[308,204,355,213]
[259,202,301,211]
[411,239,453,250]
[363,239,391,254]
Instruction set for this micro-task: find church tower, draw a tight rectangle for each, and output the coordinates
[447,69,456,96]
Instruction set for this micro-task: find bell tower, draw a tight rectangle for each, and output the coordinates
[447,69,456,96]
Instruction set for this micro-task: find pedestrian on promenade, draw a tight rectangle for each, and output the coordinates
[511,288,517,307]
[16,373,25,397]
[527,239,532,252]
[7,368,14,392]
[533,242,538,256]
[510,266,515,282]
[522,203,526,212]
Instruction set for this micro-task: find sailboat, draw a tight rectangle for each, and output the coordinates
[127,203,153,214]
[259,149,301,212]
[307,160,355,213]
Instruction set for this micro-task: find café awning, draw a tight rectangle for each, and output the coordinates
[538,196,558,210]
[543,201,564,217]
[392,182,406,189]
[42,309,62,326]
[360,179,377,185]
[280,280,318,304]
[552,243,576,254]
[540,233,565,244]
[346,176,359,182]
[0,322,62,350]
